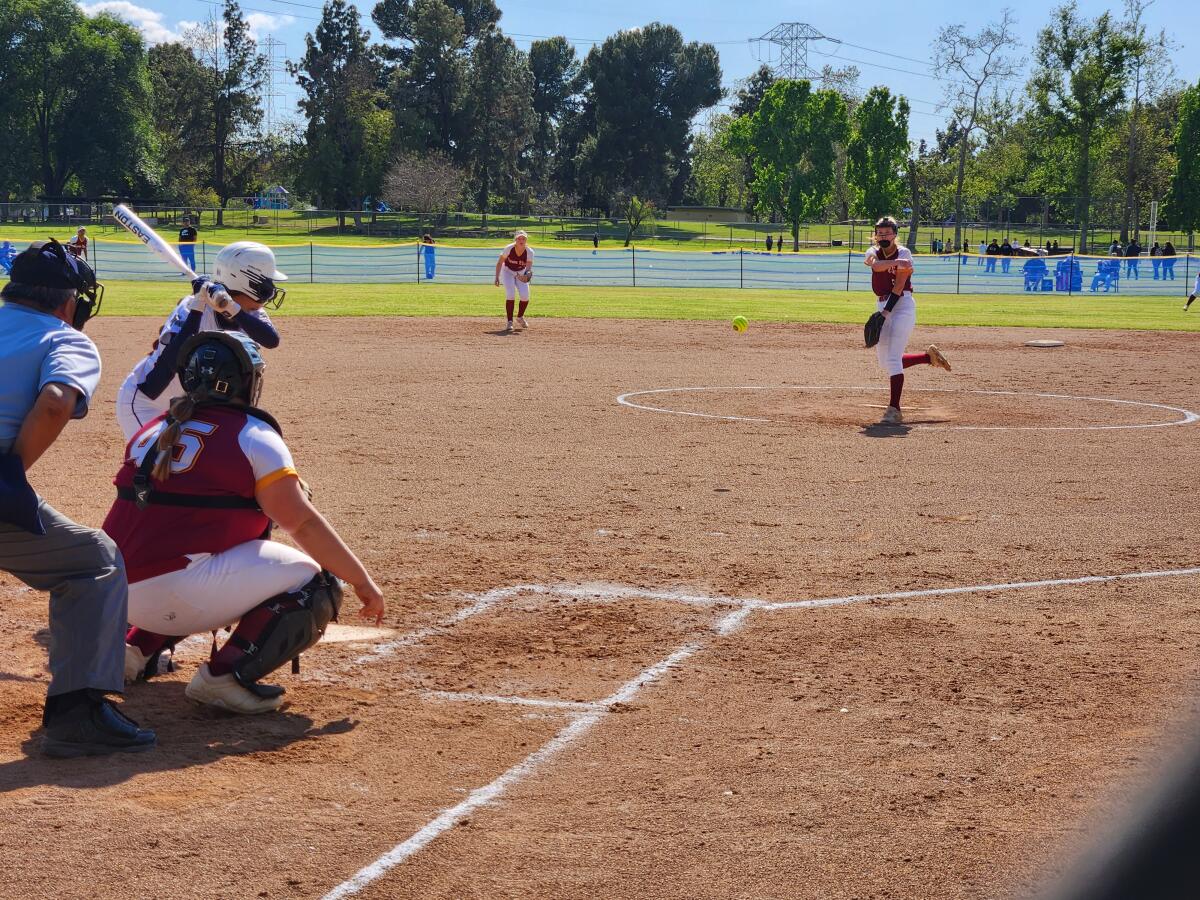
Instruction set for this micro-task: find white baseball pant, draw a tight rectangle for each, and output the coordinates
[875,293,917,377]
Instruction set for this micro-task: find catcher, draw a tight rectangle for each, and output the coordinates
[494,230,535,333]
[102,331,385,714]
[862,216,951,425]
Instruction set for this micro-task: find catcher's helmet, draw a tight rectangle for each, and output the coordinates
[177,331,265,406]
[213,241,288,308]
[8,238,104,329]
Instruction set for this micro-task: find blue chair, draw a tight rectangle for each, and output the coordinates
[0,241,15,275]
[1090,260,1121,293]
[1023,258,1048,290]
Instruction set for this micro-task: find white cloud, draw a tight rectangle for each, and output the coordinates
[245,12,296,40]
[78,2,185,44]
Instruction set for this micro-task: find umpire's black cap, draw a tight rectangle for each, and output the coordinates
[9,239,97,292]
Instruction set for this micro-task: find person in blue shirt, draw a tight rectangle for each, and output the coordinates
[177,217,198,272]
[0,240,156,757]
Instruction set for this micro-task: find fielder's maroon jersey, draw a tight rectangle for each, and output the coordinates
[869,245,916,297]
[501,243,533,271]
[103,405,297,583]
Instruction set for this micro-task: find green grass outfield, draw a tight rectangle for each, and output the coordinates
[93,280,1200,331]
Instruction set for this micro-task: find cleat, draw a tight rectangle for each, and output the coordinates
[880,405,904,425]
[503,321,514,334]
[927,344,952,371]
[185,664,282,715]
[516,316,528,330]
[124,643,149,682]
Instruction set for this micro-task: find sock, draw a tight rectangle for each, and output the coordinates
[505,299,514,322]
[208,593,306,677]
[889,373,904,409]
[902,352,930,369]
[126,627,174,658]
[517,300,529,318]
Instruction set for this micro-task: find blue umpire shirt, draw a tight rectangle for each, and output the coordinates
[0,301,101,455]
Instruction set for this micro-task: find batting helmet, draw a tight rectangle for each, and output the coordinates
[213,241,288,308]
[177,331,265,406]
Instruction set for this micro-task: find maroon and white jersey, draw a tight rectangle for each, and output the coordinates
[866,244,916,297]
[103,406,297,584]
[500,243,533,272]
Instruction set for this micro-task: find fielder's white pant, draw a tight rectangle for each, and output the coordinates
[501,268,530,302]
[875,293,917,377]
[116,372,170,441]
[128,540,320,635]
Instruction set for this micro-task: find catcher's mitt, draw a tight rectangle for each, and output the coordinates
[517,270,533,284]
[864,311,885,348]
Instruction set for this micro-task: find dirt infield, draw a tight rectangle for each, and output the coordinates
[1,314,1198,899]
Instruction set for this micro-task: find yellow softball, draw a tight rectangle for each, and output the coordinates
[732,315,749,333]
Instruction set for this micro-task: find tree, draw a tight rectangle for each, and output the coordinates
[732,65,775,118]
[528,36,579,190]
[1029,3,1133,252]
[187,1,267,222]
[564,23,722,210]
[381,150,467,219]
[686,115,747,209]
[729,79,849,250]
[617,194,655,246]
[461,30,533,224]
[845,86,910,221]
[932,9,1022,248]
[292,0,393,222]
[388,0,466,156]
[1118,0,1173,241]
[372,0,498,50]
[1165,81,1200,237]
[3,0,153,206]
[146,43,211,203]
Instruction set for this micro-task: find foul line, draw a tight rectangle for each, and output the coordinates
[322,565,1199,898]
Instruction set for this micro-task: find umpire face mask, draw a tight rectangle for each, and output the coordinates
[71,282,104,330]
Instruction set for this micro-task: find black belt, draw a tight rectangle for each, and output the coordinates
[116,486,260,510]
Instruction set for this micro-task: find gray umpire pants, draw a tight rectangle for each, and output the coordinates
[0,499,127,697]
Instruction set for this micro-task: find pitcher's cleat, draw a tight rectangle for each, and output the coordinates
[927,344,952,371]
[516,316,528,330]
[880,405,904,425]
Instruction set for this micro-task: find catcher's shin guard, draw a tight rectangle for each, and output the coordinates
[223,571,343,686]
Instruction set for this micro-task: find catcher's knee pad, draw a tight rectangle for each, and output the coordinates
[231,571,342,685]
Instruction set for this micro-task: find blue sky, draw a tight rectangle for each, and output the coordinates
[81,0,1200,143]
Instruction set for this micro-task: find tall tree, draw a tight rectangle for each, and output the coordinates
[1165,81,1200,239]
[564,23,721,210]
[1029,3,1133,252]
[292,0,393,222]
[732,65,775,118]
[845,86,910,220]
[932,9,1022,249]
[146,43,211,204]
[388,0,467,156]
[373,0,498,50]
[729,79,849,250]
[1118,0,1173,241]
[686,114,747,209]
[462,31,533,221]
[528,36,578,191]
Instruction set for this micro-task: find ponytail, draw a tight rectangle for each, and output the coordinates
[151,393,201,482]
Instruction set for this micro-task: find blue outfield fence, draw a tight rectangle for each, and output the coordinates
[31,241,1197,297]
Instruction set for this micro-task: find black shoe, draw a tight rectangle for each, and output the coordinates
[42,694,157,758]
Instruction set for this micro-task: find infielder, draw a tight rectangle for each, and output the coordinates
[116,241,285,441]
[494,230,534,333]
[863,216,951,425]
[103,331,386,714]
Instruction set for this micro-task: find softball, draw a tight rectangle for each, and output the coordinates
[732,316,749,333]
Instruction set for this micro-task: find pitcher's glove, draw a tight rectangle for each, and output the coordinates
[864,311,885,348]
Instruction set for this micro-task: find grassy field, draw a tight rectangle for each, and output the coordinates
[92,280,1200,331]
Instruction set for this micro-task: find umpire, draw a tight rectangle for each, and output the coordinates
[0,240,156,757]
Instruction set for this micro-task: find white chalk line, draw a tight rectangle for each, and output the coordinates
[615,385,1200,431]
[321,566,1198,897]
[424,690,602,712]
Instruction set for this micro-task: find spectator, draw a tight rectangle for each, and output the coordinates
[421,232,436,281]
[592,231,599,250]
[777,234,783,253]
[1150,241,1161,279]
[177,217,198,273]
[1125,238,1141,280]
[765,233,773,252]
[978,239,987,266]
[0,240,15,275]
[0,240,156,757]
[1109,239,1122,257]
[962,239,970,265]
[1161,241,1177,280]
[1051,239,1059,252]
[67,227,88,261]
[985,239,1000,273]
[1000,238,1014,274]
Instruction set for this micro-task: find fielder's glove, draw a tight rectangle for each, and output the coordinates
[517,270,533,284]
[864,311,885,348]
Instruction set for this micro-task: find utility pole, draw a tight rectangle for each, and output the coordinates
[261,35,286,136]
[752,23,840,81]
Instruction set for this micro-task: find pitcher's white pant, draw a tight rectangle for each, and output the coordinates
[116,372,170,441]
[129,540,320,635]
[875,293,917,377]
[501,268,530,302]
